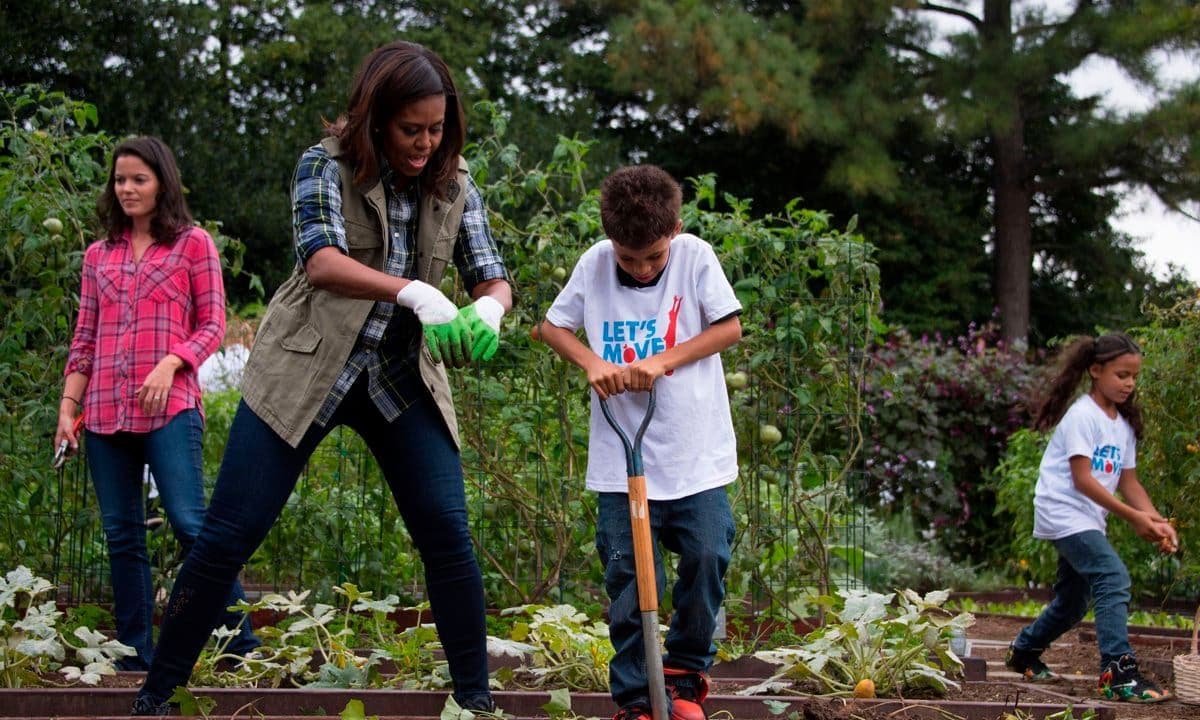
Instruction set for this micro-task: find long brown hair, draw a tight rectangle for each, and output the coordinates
[1033,332,1144,439]
[327,41,466,198]
[97,136,192,245]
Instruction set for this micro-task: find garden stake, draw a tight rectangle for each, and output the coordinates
[599,386,667,720]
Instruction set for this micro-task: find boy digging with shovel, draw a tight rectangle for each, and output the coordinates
[534,165,743,720]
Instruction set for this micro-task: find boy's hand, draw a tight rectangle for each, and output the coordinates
[623,356,668,392]
[586,359,626,400]
[458,296,505,362]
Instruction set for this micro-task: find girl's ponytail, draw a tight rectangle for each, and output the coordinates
[1033,336,1096,432]
[1032,332,1143,438]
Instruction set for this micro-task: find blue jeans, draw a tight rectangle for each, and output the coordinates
[85,409,260,670]
[138,374,490,706]
[596,487,734,708]
[1013,529,1133,669]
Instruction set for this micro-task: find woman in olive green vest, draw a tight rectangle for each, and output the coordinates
[134,41,511,715]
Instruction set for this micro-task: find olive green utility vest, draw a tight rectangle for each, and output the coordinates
[240,136,467,448]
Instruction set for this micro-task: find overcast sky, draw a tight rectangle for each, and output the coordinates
[1066,52,1199,281]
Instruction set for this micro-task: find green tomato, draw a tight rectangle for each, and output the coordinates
[759,424,783,445]
[43,217,64,234]
[551,266,567,281]
[725,371,748,390]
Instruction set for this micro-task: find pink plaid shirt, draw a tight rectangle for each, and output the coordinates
[66,226,226,434]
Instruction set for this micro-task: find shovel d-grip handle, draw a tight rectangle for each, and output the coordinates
[599,386,666,720]
[599,386,656,477]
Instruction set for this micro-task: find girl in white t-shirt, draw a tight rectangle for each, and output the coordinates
[1006,332,1176,704]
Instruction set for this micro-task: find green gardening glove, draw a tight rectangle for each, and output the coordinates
[424,314,474,367]
[458,296,505,362]
[395,280,474,368]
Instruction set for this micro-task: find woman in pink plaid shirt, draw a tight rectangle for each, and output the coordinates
[55,136,259,670]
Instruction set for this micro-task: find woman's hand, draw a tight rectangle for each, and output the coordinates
[396,280,473,367]
[54,405,82,459]
[587,359,626,401]
[458,296,505,362]
[138,355,183,415]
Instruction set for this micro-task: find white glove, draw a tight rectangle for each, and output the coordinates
[395,280,458,325]
[471,295,505,333]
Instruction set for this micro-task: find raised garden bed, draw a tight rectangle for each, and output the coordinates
[0,686,1114,720]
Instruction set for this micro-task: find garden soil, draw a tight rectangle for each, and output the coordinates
[962,613,1200,720]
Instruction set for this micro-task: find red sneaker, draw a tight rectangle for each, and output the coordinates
[664,667,710,720]
[613,704,652,720]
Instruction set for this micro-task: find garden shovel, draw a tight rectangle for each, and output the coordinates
[599,387,667,720]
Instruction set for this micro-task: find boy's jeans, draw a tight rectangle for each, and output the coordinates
[138,375,490,707]
[1013,529,1133,669]
[596,487,735,708]
[85,409,259,670]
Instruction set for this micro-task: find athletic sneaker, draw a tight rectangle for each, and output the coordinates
[664,667,710,720]
[613,704,652,720]
[130,694,170,715]
[1005,644,1055,682]
[458,695,500,715]
[1098,654,1169,703]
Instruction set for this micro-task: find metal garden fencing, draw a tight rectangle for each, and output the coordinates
[1,215,875,621]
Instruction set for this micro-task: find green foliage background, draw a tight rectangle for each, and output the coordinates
[0,89,879,616]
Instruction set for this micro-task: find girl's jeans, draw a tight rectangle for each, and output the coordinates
[596,487,735,708]
[137,375,490,706]
[85,409,259,670]
[1013,529,1134,669]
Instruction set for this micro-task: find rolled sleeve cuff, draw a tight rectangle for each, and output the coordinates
[65,355,93,377]
[462,262,509,294]
[169,343,200,371]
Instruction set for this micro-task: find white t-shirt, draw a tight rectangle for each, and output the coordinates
[546,234,743,500]
[1032,394,1137,539]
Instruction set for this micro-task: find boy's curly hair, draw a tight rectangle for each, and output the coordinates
[600,165,682,249]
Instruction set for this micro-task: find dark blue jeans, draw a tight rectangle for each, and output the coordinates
[85,409,260,670]
[1013,529,1134,669]
[138,374,490,706]
[596,487,734,708]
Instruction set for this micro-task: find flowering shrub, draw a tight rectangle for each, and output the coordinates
[863,323,1037,563]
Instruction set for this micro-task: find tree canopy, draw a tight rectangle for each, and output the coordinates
[3,0,1195,342]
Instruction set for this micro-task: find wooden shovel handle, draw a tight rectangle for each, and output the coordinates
[627,474,657,612]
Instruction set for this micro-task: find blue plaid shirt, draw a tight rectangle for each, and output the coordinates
[291,143,507,425]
